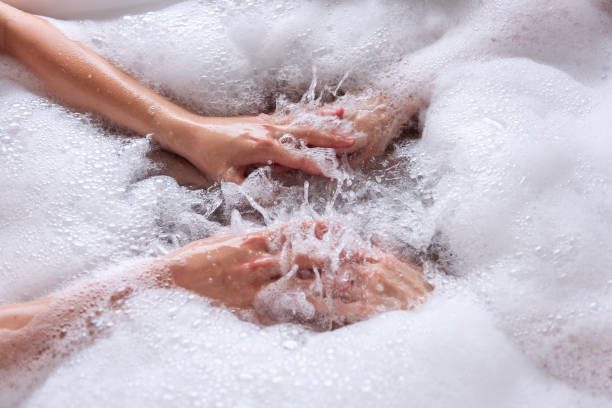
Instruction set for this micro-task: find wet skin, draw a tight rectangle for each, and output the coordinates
[0,220,430,332]
[0,1,358,183]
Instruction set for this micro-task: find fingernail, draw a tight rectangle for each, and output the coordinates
[341,137,355,146]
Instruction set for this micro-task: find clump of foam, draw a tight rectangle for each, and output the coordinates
[2,0,612,405]
[397,54,612,392]
[0,79,221,304]
[21,292,611,407]
[53,0,466,115]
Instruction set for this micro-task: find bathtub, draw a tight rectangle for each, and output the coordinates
[3,0,180,18]
[1,0,612,406]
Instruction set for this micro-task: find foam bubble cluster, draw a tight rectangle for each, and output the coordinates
[1,0,612,405]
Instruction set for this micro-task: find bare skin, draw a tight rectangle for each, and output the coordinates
[320,91,423,165]
[0,221,429,404]
[0,220,430,333]
[0,221,430,390]
[0,2,425,183]
[0,2,432,374]
[0,1,355,183]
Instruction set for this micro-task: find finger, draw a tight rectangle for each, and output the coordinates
[281,126,355,149]
[291,253,328,271]
[316,106,344,119]
[308,296,375,325]
[368,272,409,300]
[270,164,292,174]
[314,219,330,239]
[386,253,423,277]
[241,232,273,252]
[221,167,245,184]
[267,144,327,177]
[332,300,377,324]
[358,260,430,304]
[337,244,376,264]
[283,218,335,242]
[271,219,314,251]
[394,264,432,298]
[263,121,354,149]
[239,256,281,278]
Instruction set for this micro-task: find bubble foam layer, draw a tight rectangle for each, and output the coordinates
[1,0,612,406]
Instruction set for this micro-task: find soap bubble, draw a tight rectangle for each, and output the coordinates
[1,0,612,406]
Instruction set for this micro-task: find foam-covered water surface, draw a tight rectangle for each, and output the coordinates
[1,0,612,406]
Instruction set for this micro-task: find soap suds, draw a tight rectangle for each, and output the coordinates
[1,0,611,405]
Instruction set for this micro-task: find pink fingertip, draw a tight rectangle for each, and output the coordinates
[335,107,344,119]
[341,137,355,147]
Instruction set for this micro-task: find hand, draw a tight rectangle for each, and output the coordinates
[253,222,431,329]
[162,220,431,329]
[162,220,341,310]
[162,228,283,309]
[305,90,421,165]
[164,113,355,184]
[323,248,432,324]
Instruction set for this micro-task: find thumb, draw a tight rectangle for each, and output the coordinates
[316,106,344,119]
[221,167,245,184]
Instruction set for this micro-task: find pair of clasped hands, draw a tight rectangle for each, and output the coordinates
[0,1,430,330]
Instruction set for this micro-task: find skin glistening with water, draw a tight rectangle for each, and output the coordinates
[0,0,429,368]
[0,220,431,370]
[0,1,359,183]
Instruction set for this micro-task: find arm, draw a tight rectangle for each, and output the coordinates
[0,2,193,150]
[0,2,354,183]
[0,297,51,331]
[1,220,430,367]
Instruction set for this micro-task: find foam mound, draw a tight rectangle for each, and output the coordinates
[1,0,611,406]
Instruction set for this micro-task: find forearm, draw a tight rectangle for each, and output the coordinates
[0,292,91,373]
[0,297,52,330]
[0,259,171,374]
[0,5,5,52]
[0,237,224,334]
[0,2,196,152]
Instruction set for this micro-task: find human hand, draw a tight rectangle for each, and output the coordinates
[162,220,431,329]
[162,220,342,310]
[164,113,354,184]
[321,248,431,325]
[253,221,431,329]
[293,90,421,166]
[162,227,284,309]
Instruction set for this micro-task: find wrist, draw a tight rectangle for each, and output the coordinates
[148,111,191,152]
[149,111,217,157]
[0,297,52,330]
[160,240,227,297]
[151,113,235,182]
[0,2,16,54]
[161,238,208,275]
[0,17,5,53]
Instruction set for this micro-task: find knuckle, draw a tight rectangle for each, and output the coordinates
[254,137,275,152]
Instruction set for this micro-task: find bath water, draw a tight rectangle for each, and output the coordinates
[1,0,611,406]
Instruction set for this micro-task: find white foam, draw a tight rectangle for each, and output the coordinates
[1,0,612,405]
[23,294,610,407]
